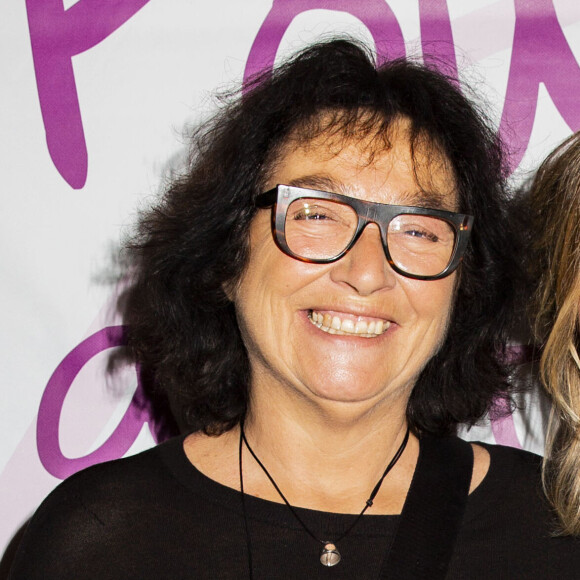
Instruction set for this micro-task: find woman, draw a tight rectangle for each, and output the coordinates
[10,40,579,579]
[528,131,580,536]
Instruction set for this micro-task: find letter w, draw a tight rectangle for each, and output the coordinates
[500,0,580,171]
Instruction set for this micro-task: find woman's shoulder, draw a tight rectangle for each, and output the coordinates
[46,435,192,511]
[465,441,544,510]
[472,440,542,490]
[49,434,188,499]
[450,441,580,577]
[462,441,572,537]
[9,436,193,579]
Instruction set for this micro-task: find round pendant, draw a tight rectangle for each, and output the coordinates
[320,542,341,567]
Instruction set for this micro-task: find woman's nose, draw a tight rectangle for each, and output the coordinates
[329,224,396,295]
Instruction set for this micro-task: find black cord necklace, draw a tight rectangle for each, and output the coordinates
[238,419,410,574]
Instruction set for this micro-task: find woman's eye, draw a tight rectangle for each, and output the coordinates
[291,203,338,221]
[404,229,439,242]
[288,200,355,226]
[294,211,331,221]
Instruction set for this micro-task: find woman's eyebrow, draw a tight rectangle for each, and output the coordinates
[286,176,457,210]
[402,189,455,211]
[286,175,344,193]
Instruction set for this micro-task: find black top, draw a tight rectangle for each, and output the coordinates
[9,435,580,579]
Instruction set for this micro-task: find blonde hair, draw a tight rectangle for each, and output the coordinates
[530,131,580,535]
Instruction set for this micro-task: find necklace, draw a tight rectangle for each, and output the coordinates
[238,420,410,571]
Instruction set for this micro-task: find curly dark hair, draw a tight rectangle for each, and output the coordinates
[123,39,520,436]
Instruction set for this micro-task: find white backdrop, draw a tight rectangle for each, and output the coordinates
[1,0,579,560]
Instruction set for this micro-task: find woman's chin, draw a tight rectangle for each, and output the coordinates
[301,375,406,410]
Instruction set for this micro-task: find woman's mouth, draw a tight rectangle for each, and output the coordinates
[308,309,391,338]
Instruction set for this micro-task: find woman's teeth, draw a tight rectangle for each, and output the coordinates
[308,310,390,337]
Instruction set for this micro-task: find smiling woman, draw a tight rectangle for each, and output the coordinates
[10,39,580,579]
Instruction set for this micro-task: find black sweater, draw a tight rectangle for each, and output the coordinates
[9,436,580,579]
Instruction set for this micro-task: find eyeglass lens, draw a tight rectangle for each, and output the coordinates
[285,198,456,277]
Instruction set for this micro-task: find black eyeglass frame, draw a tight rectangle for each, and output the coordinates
[255,184,474,281]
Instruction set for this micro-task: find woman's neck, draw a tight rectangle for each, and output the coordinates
[184,376,420,515]
[239,390,417,514]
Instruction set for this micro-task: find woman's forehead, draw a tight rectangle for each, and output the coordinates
[269,120,458,210]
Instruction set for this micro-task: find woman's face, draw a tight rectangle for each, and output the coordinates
[232,123,459,417]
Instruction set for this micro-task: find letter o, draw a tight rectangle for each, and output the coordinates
[243,0,405,85]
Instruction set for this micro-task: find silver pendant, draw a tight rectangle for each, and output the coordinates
[320,542,341,567]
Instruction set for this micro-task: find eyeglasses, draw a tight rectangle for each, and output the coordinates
[255,185,474,280]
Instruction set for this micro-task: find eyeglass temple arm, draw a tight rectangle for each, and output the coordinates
[255,189,278,208]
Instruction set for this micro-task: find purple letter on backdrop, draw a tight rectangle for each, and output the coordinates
[245,0,461,90]
[418,0,457,79]
[500,0,580,170]
[37,326,156,479]
[244,0,405,85]
[25,0,151,189]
